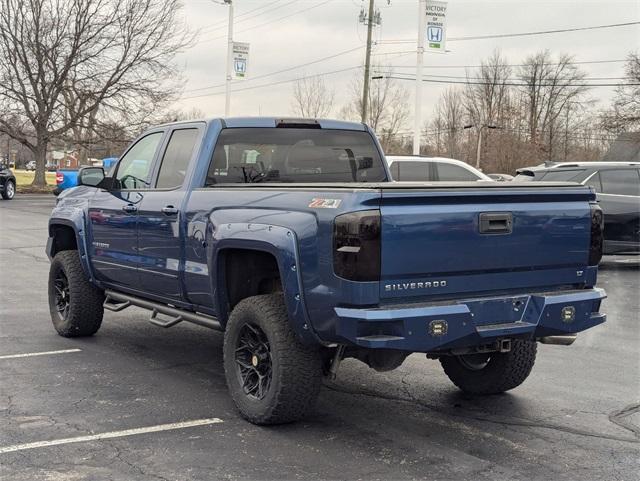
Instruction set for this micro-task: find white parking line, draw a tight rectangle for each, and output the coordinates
[0,348,82,360]
[0,418,224,454]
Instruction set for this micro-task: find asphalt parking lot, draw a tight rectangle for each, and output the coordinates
[1,194,638,481]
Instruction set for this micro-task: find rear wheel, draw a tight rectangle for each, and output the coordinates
[439,340,537,394]
[2,180,14,200]
[223,294,322,425]
[48,250,104,337]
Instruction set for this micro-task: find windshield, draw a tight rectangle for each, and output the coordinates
[205,128,387,184]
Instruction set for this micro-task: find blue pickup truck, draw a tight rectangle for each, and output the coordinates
[46,117,606,425]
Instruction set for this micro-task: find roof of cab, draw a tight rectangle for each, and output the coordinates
[155,117,366,131]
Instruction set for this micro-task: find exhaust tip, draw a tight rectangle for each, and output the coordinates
[538,334,577,346]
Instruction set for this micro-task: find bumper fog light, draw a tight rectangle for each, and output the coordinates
[561,306,576,323]
[429,320,448,337]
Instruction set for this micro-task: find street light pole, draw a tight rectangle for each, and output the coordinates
[224,0,234,116]
[413,0,426,155]
[475,126,483,169]
[361,0,375,123]
[463,124,499,170]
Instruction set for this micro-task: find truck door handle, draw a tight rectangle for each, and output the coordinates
[161,205,179,216]
[479,212,513,234]
[122,204,137,213]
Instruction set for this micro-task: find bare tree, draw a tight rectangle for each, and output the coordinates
[431,87,466,158]
[601,52,640,133]
[291,75,335,118]
[0,0,192,186]
[340,69,409,151]
[518,51,589,159]
[464,50,511,167]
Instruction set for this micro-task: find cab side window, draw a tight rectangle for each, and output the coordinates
[114,132,163,190]
[437,163,480,181]
[600,169,640,196]
[394,161,432,181]
[156,129,199,189]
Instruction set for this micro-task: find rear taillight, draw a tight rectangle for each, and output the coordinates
[55,172,64,184]
[333,210,381,281]
[589,203,604,266]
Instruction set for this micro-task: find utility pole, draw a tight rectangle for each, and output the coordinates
[361,0,375,124]
[224,0,234,116]
[414,0,426,155]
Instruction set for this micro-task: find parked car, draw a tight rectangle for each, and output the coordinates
[386,156,493,181]
[46,162,58,172]
[0,162,16,200]
[514,162,640,255]
[53,169,79,195]
[53,157,120,195]
[47,117,606,425]
[25,160,36,171]
[488,173,514,181]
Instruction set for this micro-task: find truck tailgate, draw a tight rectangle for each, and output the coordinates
[379,184,594,300]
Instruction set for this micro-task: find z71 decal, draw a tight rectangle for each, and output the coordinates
[308,198,342,209]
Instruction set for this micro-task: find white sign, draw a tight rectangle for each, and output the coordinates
[425,1,447,52]
[232,42,250,80]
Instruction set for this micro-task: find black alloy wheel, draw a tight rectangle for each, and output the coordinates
[235,323,273,400]
[53,271,71,321]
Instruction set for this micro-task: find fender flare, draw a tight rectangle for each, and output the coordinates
[210,222,321,345]
[47,213,95,283]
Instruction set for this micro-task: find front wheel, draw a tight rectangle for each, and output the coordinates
[439,339,537,394]
[2,180,15,200]
[223,294,323,425]
[48,251,105,337]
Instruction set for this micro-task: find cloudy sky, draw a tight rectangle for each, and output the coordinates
[176,0,639,123]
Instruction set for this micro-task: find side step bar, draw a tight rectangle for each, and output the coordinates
[104,290,222,331]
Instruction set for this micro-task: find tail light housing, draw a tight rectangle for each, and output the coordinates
[333,210,381,281]
[55,172,64,185]
[589,203,604,266]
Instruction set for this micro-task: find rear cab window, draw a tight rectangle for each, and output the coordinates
[205,128,386,185]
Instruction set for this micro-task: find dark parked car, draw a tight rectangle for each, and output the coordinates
[0,162,16,200]
[515,162,640,255]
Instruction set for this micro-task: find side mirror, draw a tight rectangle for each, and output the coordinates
[78,166,105,187]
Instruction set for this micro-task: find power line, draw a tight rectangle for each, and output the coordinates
[373,71,632,81]
[375,75,640,88]
[197,0,335,44]
[183,45,364,93]
[375,59,628,69]
[378,21,640,44]
[182,65,363,100]
[198,0,285,34]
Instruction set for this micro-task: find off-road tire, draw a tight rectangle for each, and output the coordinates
[2,180,15,200]
[223,294,323,425]
[439,339,537,394]
[48,250,104,337]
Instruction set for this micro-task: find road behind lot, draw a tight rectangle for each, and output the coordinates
[1,195,639,481]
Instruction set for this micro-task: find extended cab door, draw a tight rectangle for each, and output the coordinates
[136,125,203,302]
[88,131,165,289]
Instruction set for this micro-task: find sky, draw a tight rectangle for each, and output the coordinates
[175,0,640,124]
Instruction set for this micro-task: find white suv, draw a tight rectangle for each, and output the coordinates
[385,156,492,182]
